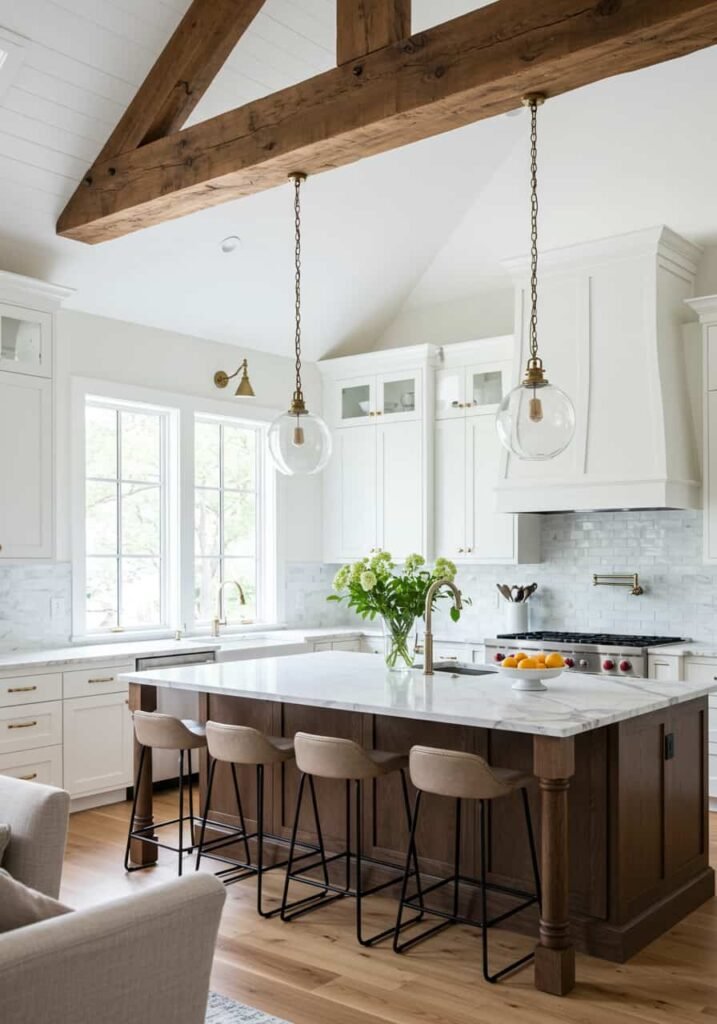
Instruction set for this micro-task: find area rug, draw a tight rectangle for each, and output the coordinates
[206,991,292,1023]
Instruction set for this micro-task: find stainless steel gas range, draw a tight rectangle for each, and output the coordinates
[483,631,688,678]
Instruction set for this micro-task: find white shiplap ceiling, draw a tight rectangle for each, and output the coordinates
[0,1,715,359]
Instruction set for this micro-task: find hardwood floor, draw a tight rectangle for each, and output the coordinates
[63,789,717,1023]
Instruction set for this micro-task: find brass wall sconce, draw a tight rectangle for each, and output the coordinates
[592,572,644,596]
[214,358,255,397]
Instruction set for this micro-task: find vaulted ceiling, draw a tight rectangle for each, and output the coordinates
[0,0,716,360]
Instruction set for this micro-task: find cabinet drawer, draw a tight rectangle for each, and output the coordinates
[63,664,133,698]
[331,639,361,652]
[360,637,383,655]
[0,745,62,786]
[0,701,62,755]
[0,672,62,708]
[684,659,717,687]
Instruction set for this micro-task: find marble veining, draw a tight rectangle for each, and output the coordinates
[122,651,717,739]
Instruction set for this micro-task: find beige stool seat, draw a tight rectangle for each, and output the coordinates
[409,745,531,801]
[133,710,207,751]
[205,721,294,765]
[294,732,408,780]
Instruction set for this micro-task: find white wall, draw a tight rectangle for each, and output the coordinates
[375,288,514,350]
[53,309,323,565]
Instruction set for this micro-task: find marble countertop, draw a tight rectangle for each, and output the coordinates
[0,628,383,674]
[121,651,717,739]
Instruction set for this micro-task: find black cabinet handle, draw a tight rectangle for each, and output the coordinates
[664,733,675,760]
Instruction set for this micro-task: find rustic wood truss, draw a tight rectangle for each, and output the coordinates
[57,0,717,244]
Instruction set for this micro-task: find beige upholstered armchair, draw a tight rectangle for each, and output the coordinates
[0,775,226,1024]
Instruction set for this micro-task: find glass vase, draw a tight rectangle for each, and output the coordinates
[381,615,417,671]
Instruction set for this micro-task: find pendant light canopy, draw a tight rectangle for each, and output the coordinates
[268,173,332,476]
[496,95,575,461]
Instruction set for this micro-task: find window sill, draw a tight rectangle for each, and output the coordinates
[71,623,287,646]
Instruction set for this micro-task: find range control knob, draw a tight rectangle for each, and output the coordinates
[494,652,505,662]
[619,660,632,673]
[564,657,575,668]
[579,659,589,668]
[603,659,615,671]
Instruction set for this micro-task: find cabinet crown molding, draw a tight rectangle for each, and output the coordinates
[502,225,702,281]
[318,343,436,378]
[0,271,74,312]
[686,295,717,324]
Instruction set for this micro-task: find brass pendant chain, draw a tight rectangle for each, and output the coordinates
[520,94,546,388]
[287,172,307,415]
[293,174,303,404]
[528,96,539,364]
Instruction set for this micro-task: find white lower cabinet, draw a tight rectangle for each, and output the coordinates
[63,691,133,798]
[0,700,62,755]
[0,745,62,786]
[312,639,362,652]
[435,414,539,563]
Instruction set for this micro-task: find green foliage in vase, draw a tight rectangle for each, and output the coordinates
[327,551,465,624]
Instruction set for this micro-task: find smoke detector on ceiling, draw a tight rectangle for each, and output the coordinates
[0,28,28,102]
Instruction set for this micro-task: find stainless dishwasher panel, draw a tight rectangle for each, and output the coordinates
[135,650,216,782]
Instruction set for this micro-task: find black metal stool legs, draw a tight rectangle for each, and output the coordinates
[394,787,541,983]
[124,744,200,875]
[196,759,319,918]
[281,769,422,946]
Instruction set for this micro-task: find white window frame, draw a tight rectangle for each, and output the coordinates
[71,377,279,641]
[191,411,270,629]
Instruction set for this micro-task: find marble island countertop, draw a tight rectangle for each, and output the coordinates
[122,650,717,739]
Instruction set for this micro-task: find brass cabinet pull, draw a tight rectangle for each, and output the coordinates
[376,410,383,415]
[7,720,37,729]
[18,772,37,781]
[7,685,37,693]
[88,677,115,684]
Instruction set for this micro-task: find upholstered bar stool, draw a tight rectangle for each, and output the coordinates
[393,745,541,983]
[195,722,317,917]
[280,732,423,946]
[124,710,207,876]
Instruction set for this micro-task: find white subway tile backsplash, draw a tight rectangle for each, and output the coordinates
[0,563,72,646]
[306,509,717,643]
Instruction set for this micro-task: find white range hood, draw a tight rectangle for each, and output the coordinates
[496,226,702,513]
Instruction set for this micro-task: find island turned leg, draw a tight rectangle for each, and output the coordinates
[128,682,157,866]
[532,735,576,996]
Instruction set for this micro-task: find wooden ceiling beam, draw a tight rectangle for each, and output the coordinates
[57,0,717,244]
[94,0,267,161]
[337,0,411,64]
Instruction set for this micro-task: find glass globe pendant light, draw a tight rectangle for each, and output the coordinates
[268,173,332,476]
[496,95,575,461]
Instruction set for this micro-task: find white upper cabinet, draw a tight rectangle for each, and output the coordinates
[685,295,717,563]
[0,372,52,558]
[320,347,431,563]
[436,360,508,419]
[0,303,52,378]
[0,273,72,560]
[330,367,422,427]
[433,339,539,565]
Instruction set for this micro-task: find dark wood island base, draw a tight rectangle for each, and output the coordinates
[128,682,713,996]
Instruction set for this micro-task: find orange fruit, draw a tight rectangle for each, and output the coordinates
[514,651,529,662]
[545,652,565,669]
[535,652,547,663]
[502,656,518,668]
[518,657,538,669]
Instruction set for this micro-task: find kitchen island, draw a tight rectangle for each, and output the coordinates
[122,652,716,997]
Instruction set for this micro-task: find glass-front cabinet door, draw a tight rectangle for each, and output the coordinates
[0,303,52,378]
[377,369,421,422]
[334,377,376,427]
[464,362,507,414]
